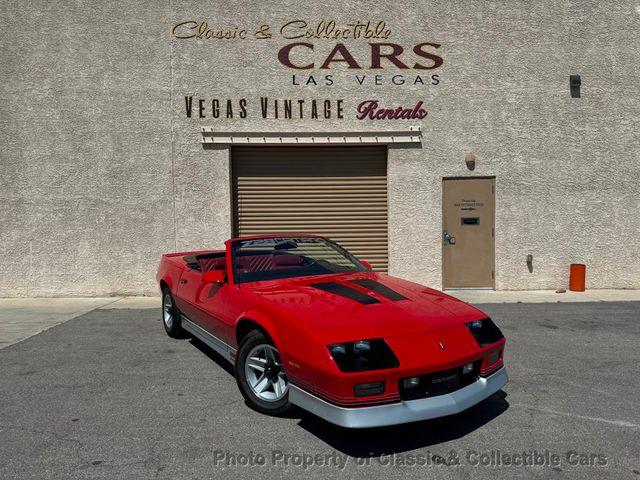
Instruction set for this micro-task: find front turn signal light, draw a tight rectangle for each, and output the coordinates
[480,347,504,376]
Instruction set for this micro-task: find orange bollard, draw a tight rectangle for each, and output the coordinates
[569,264,586,292]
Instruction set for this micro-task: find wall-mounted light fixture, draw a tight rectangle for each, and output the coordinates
[570,75,581,98]
[464,153,476,171]
[526,254,533,273]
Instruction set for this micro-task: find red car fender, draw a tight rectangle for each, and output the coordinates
[156,254,186,292]
[233,307,326,391]
[159,273,175,291]
[234,308,282,348]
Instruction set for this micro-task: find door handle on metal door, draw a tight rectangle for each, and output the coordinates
[180,279,187,285]
[443,230,455,245]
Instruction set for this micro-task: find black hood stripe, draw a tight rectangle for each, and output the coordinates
[309,282,380,305]
[349,279,408,301]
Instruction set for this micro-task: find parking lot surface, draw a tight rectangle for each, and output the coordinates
[1,302,639,479]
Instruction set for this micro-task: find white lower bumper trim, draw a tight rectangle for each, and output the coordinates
[289,367,508,429]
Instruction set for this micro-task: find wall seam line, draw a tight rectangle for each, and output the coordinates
[169,0,177,251]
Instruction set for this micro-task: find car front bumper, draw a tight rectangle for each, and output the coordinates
[289,366,508,428]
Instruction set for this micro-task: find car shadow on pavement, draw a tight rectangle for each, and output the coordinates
[296,391,509,457]
[189,337,236,377]
[188,336,509,457]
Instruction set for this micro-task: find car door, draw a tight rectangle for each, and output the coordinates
[174,266,209,327]
[197,282,245,346]
[175,258,229,341]
[196,251,252,347]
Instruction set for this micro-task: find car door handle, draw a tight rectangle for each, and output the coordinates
[180,279,188,285]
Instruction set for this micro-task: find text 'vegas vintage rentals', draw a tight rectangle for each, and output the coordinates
[156,235,507,428]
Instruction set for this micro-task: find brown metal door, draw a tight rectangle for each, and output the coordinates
[232,146,389,272]
[442,178,495,288]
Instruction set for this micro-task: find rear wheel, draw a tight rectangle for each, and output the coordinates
[235,330,291,415]
[161,288,184,338]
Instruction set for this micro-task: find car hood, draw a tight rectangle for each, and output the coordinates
[242,271,486,343]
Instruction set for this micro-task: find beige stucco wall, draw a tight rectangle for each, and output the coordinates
[1,0,639,296]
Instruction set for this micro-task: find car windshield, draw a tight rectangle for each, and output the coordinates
[232,237,366,283]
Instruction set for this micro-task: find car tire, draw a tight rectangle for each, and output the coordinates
[161,288,184,338]
[235,330,291,415]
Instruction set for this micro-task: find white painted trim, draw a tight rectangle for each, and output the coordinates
[201,126,422,145]
[289,367,508,428]
[181,314,236,363]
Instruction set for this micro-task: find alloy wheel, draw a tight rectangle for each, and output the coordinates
[163,294,174,329]
[244,344,288,402]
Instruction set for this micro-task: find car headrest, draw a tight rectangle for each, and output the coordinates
[211,257,226,270]
[197,256,226,272]
[273,254,302,266]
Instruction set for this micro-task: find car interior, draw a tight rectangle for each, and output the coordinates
[183,252,307,274]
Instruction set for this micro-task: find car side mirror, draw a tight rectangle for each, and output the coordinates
[202,270,225,284]
[361,260,373,271]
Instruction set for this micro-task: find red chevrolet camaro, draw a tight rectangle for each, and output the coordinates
[156,235,507,428]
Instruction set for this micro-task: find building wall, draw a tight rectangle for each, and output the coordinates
[0,0,175,296]
[1,0,639,296]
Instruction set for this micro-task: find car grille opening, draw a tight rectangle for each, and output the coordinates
[399,361,482,401]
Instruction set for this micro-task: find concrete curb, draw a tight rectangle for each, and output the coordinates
[448,289,640,304]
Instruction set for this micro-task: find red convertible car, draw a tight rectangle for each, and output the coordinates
[156,235,507,428]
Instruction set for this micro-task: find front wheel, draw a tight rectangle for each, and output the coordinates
[235,330,291,415]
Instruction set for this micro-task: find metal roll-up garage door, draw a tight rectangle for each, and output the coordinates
[232,146,389,272]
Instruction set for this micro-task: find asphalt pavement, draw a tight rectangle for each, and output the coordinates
[0,302,639,479]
